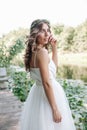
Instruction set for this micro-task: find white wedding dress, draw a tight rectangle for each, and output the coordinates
[20,60,76,130]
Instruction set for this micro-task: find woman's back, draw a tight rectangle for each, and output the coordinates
[30,47,50,69]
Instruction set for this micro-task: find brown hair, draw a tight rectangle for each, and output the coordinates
[24,19,51,71]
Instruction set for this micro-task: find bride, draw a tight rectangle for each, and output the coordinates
[20,19,76,130]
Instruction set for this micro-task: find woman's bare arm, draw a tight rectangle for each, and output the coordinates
[49,35,58,68]
[37,48,61,122]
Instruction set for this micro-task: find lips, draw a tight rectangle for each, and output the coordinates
[44,39,48,43]
[44,38,49,41]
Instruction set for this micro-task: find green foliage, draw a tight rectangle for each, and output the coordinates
[52,24,64,35]
[9,71,34,102]
[8,39,24,61]
[0,39,24,67]
[58,79,87,130]
[0,43,10,67]
[0,20,87,54]
[52,20,87,53]
[57,60,87,83]
[9,69,87,129]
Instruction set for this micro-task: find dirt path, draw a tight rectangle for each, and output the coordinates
[0,90,23,130]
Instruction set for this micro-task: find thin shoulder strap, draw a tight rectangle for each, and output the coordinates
[34,51,37,68]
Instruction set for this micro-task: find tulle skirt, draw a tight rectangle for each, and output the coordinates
[20,79,76,130]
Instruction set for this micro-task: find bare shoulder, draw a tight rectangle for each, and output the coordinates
[38,48,48,54]
[37,48,49,64]
[37,48,49,59]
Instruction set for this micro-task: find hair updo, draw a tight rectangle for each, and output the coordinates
[24,19,51,71]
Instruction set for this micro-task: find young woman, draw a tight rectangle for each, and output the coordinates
[20,19,76,130]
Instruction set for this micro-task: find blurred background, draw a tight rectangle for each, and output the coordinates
[0,0,87,83]
[0,0,87,130]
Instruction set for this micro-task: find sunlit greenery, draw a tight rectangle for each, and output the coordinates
[58,79,87,130]
[9,71,34,102]
[0,39,24,67]
[0,18,87,130]
[52,19,87,53]
[8,70,87,130]
[58,53,87,67]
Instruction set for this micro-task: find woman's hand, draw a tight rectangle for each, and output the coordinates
[48,34,58,67]
[52,109,62,123]
[48,35,57,47]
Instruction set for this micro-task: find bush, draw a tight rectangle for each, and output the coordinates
[9,70,87,129]
[9,71,34,102]
[0,39,24,67]
[58,79,87,130]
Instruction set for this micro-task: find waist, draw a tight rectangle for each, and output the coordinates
[36,81,43,86]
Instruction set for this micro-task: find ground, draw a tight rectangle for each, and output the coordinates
[0,89,23,130]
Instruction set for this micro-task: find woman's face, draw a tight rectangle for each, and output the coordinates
[36,23,51,45]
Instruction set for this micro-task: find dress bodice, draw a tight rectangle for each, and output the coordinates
[30,60,56,85]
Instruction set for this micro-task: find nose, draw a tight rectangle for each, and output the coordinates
[45,31,49,36]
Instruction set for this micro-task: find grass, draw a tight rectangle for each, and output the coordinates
[58,52,87,67]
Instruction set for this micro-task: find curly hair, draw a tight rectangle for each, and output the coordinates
[24,19,51,71]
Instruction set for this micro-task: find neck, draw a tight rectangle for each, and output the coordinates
[36,44,44,50]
